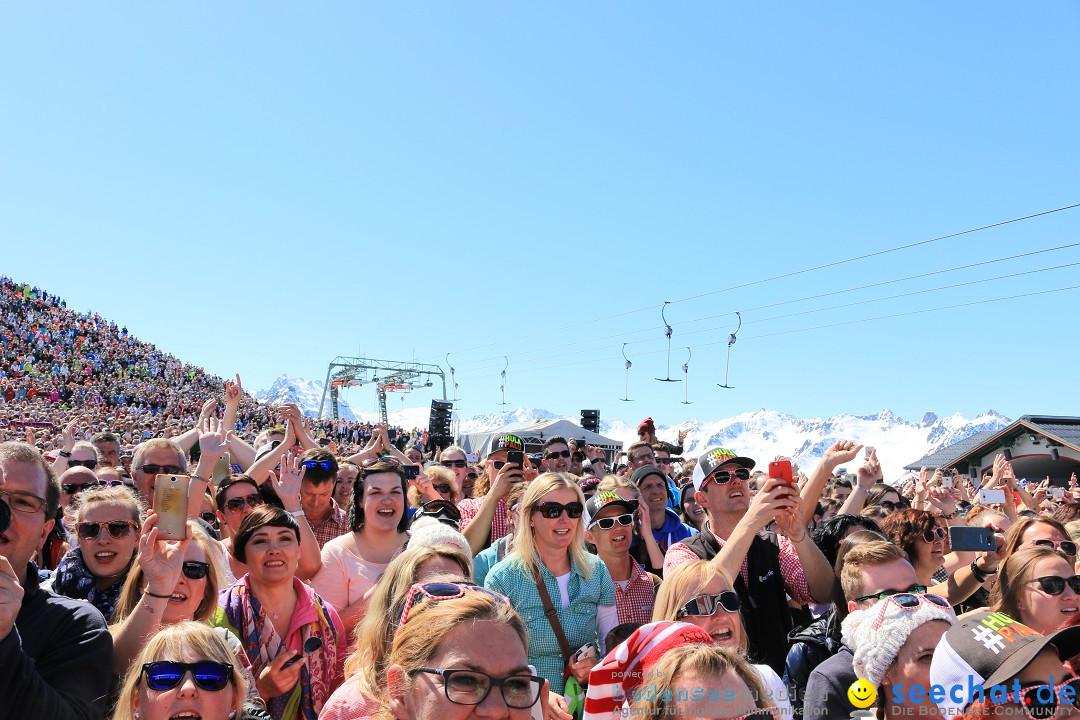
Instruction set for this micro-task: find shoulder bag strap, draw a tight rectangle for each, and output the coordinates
[533,564,574,663]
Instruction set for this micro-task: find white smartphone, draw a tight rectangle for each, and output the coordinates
[978,488,1007,504]
[1048,487,1066,499]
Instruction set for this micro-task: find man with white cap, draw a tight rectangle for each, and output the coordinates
[930,611,1080,718]
[664,447,835,674]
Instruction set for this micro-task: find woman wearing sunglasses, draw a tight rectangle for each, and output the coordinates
[990,546,1080,636]
[652,559,792,716]
[408,465,462,509]
[215,506,345,720]
[113,621,248,720]
[379,585,543,720]
[47,484,142,619]
[486,472,618,697]
[1003,516,1078,563]
[436,445,473,498]
[842,591,956,718]
[628,644,778,720]
[311,458,411,636]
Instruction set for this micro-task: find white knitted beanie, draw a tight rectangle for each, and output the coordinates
[842,597,957,689]
[408,516,472,558]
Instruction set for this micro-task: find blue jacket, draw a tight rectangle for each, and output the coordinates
[651,508,697,553]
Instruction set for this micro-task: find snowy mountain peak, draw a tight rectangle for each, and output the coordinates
[252,377,1011,479]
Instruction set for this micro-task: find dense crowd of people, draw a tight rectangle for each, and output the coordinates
[4,279,1080,720]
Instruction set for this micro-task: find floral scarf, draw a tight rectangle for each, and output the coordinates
[217,575,341,720]
[49,546,131,621]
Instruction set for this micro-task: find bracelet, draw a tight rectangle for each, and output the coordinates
[288,508,306,518]
[189,473,208,484]
[853,485,868,495]
[145,590,173,599]
[941,510,959,520]
[970,560,997,583]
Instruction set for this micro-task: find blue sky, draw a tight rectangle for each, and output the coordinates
[3,2,1079,425]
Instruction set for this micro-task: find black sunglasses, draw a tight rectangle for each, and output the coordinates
[432,483,452,495]
[1027,575,1080,596]
[467,472,479,480]
[591,513,635,530]
[678,591,741,617]
[301,460,335,472]
[545,450,571,460]
[1033,539,1079,557]
[141,661,233,692]
[77,520,137,540]
[533,501,584,519]
[61,482,97,495]
[440,459,468,468]
[182,561,210,580]
[224,493,264,512]
[139,464,184,476]
[706,468,751,486]
[68,458,98,470]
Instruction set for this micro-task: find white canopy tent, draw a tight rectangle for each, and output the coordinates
[458,418,623,459]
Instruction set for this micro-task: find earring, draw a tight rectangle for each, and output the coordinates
[228,713,236,719]
[133,714,140,720]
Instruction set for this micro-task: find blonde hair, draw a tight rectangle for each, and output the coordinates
[653,560,747,654]
[628,644,771,717]
[407,465,462,507]
[344,546,473,688]
[508,472,592,580]
[596,474,638,495]
[71,440,102,461]
[113,621,247,720]
[376,592,528,720]
[112,522,224,626]
[71,484,144,526]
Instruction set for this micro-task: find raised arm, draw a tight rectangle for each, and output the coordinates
[272,450,322,580]
[800,440,862,527]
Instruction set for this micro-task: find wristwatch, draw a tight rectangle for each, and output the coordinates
[58,450,72,458]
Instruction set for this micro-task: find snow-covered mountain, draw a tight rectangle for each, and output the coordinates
[253,377,1010,479]
[254,375,360,422]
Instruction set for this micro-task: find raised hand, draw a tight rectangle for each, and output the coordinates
[274,450,306,511]
[677,428,689,444]
[822,440,864,471]
[224,374,243,407]
[137,513,192,596]
[62,419,78,450]
[199,398,218,425]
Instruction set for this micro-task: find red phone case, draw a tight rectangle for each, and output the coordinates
[769,460,794,485]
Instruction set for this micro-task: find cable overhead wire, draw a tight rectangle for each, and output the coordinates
[453,257,1080,378]
[422,203,1080,365]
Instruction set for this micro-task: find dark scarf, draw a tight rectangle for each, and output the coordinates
[50,546,133,621]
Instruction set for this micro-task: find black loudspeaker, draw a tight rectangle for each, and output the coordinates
[1050,448,1061,462]
[581,409,600,433]
[428,400,453,451]
[1003,448,1013,461]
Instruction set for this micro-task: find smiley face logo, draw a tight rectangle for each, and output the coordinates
[847,679,876,708]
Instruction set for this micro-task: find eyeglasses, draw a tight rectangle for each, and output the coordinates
[545,450,571,460]
[182,561,210,580]
[591,513,635,530]
[77,520,138,540]
[532,501,584,519]
[870,593,951,630]
[440,459,468,469]
[1033,539,1079,557]
[432,483,452,495]
[1003,676,1080,719]
[629,453,655,464]
[61,482,97,496]
[398,582,510,626]
[878,500,899,511]
[678,591,741,618]
[68,458,98,470]
[361,456,402,469]
[300,460,335,472]
[224,493,264,513]
[1026,575,1080,596]
[0,488,47,515]
[921,527,947,543]
[139,464,184,476]
[467,472,479,480]
[413,668,544,708]
[704,468,751,487]
[140,661,234,692]
[853,585,929,604]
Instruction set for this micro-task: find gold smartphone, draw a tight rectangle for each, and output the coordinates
[153,474,190,540]
[212,452,231,486]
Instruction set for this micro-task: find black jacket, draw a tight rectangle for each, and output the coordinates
[802,643,857,720]
[0,564,114,720]
[784,610,841,717]
[681,526,792,675]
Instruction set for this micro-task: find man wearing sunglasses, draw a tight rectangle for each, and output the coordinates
[0,441,113,720]
[296,448,348,548]
[541,436,572,474]
[459,434,530,554]
[583,491,658,625]
[664,447,835,676]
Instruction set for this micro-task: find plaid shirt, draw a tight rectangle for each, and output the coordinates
[663,525,813,604]
[485,553,616,695]
[458,496,511,544]
[612,558,657,626]
[311,502,350,549]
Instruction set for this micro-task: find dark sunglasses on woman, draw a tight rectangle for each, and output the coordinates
[140,661,233,692]
[77,520,137,540]
[532,501,583,519]
[224,493,264,513]
[921,527,947,543]
[440,459,468,469]
[182,561,210,580]
[1026,574,1080,596]
[678,591,741,617]
[1033,539,1079,557]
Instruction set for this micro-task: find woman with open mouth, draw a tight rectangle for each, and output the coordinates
[48,484,142,620]
[652,559,793,717]
[112,620,248,720]
[989,545,1080,636]
[215,505,346,720]
[485,472,618,700]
